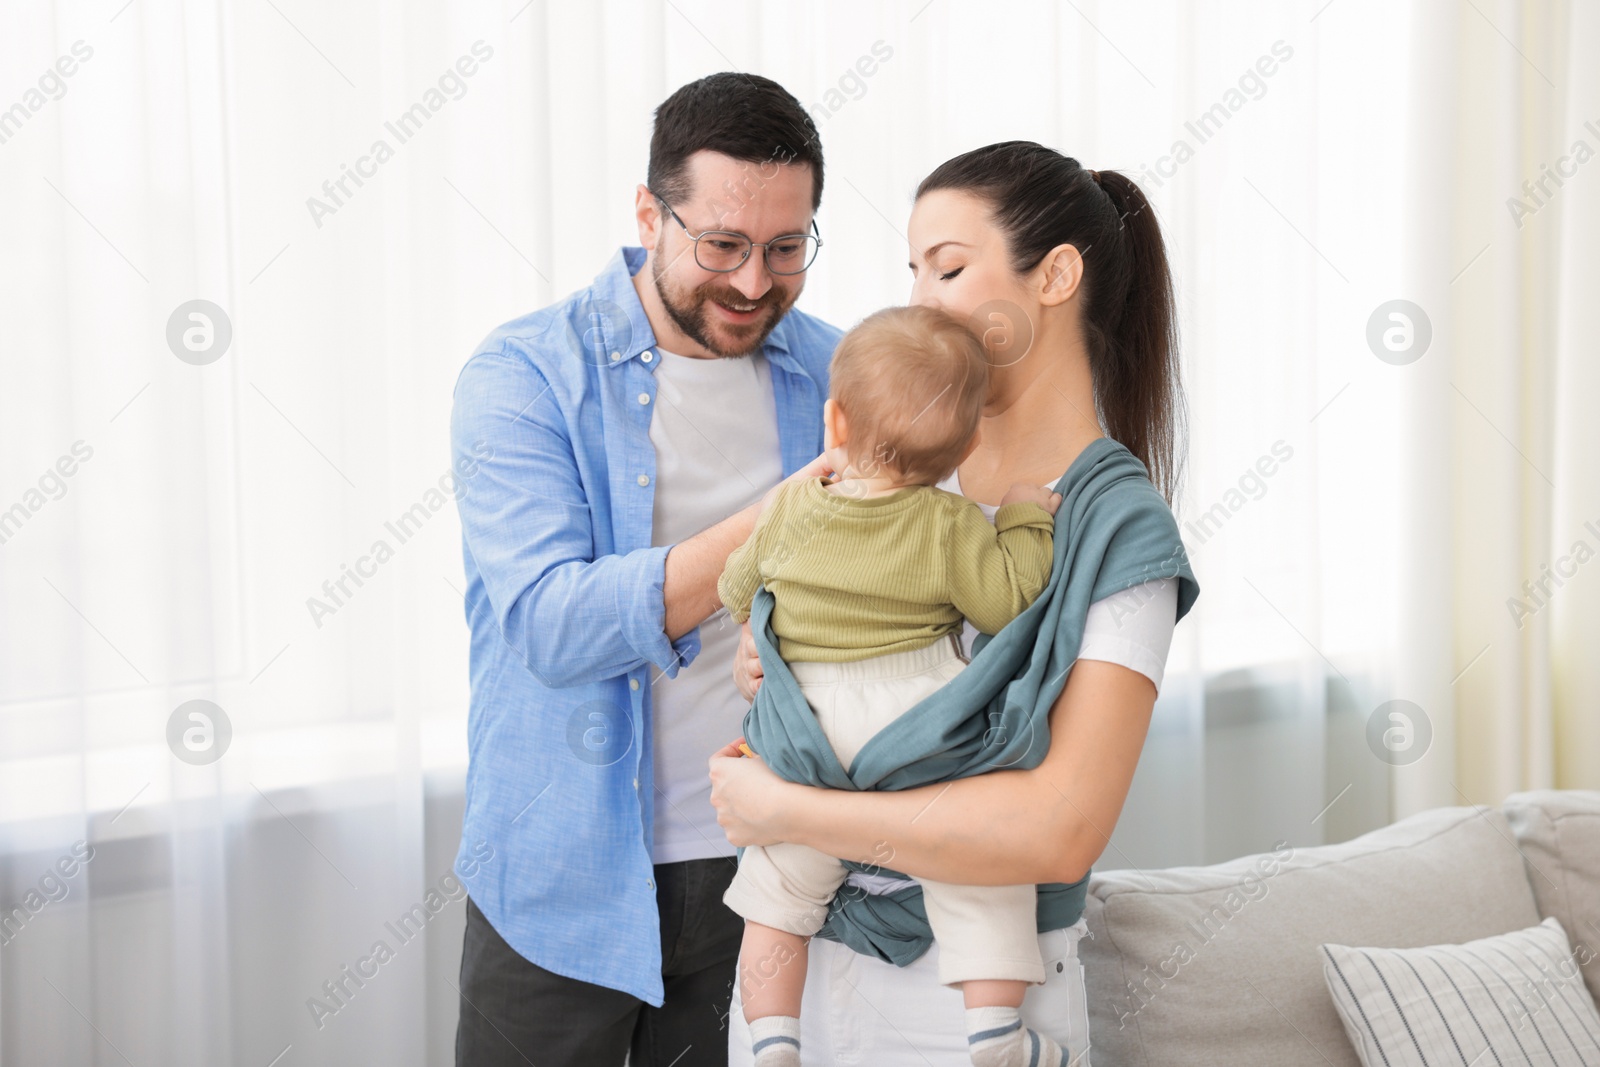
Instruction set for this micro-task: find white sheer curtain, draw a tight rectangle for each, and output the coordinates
[1,1,1596,1063]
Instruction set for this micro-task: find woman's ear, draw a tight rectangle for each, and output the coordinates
[634,185,662,250]
[1036,243,1085,307]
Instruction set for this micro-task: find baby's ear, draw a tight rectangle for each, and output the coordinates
[822,397,846,450]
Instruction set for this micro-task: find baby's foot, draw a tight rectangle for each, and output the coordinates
[966,1005,1065,1067]
[749,1014,801,1067]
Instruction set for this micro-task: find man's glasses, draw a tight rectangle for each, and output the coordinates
[648,189,822,276]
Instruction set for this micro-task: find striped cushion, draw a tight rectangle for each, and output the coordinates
[1321,917,1600,1066]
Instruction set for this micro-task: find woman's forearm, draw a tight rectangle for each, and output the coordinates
[778,765,1075,886]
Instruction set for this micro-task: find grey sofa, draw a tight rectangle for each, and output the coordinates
[1079,789,1600,1065]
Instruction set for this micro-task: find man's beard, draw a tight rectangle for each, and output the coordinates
[651,256,794,358]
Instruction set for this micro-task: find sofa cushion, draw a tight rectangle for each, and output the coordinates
[1080,804,1543,1067]
[1321,916,1600,1066]
[1502,790,1600,1008]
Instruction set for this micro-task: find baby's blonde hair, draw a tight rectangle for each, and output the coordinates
[828,305,989,486]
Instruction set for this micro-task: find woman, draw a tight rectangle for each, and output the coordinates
[709,141,1193,1066]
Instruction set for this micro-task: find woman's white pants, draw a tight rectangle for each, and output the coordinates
[726,915,1093,1066]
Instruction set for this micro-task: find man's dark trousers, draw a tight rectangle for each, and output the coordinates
[455,856,745,1066]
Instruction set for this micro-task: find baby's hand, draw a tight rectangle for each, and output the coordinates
[1000,483,1062,515]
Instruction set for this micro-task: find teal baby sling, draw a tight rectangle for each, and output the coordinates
[737,437,1201,966]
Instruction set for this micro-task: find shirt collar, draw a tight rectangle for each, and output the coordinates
[593,246,796,369]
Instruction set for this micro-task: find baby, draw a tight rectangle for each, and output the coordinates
[717,304,1067,1067]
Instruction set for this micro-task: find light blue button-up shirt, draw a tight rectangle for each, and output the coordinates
[449,246,841,1006]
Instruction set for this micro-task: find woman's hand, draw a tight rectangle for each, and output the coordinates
[708,737,795,847]
[733,620,763,701]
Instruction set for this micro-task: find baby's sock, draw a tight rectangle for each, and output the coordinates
[749,1014,802,1066]
[965,1005,1065,1067]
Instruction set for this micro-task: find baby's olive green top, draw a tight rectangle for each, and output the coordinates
[718,476,1054,662]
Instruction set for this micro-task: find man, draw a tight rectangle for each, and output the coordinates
[449,73,842,1066]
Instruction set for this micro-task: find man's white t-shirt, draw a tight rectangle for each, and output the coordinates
[647,346,783,864]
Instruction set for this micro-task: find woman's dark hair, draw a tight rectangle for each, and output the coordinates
[916,141,1186,504]
[648,73,824,212]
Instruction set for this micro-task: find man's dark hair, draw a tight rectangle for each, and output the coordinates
[647,73,823,213]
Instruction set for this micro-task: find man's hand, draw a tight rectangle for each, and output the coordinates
[999,483,1063,515]
[758,445,847,514]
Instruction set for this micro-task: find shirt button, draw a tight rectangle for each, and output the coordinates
[646,879,654,889]
[609,351,620,362]
[630,678,640,691]
[637,474,649,487]
[637,392,650,405]
[633,777,640,789]
[641,350,654,363]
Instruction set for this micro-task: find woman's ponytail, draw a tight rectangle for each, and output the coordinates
[1090,168,1184,505]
